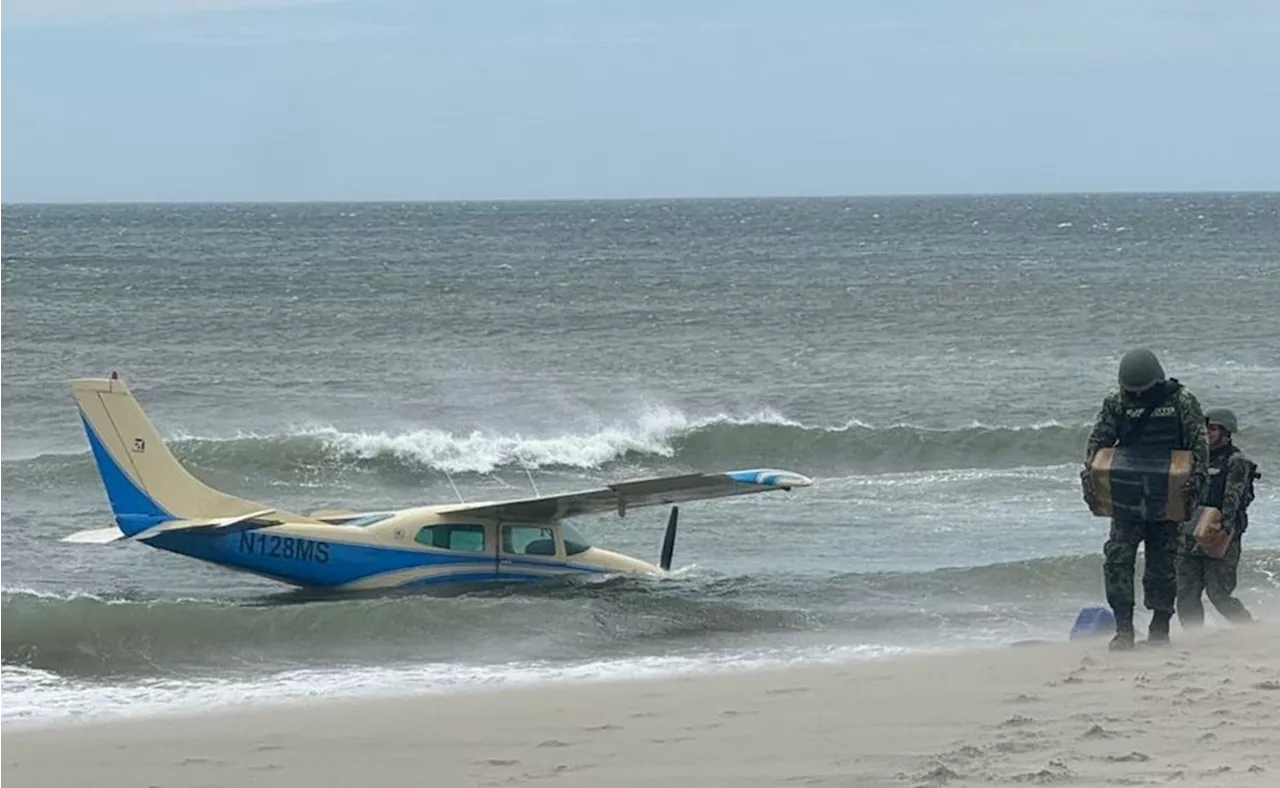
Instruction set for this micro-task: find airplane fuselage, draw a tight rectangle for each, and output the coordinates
[140,515,659,590]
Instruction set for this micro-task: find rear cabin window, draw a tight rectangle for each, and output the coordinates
[414,524,486,552]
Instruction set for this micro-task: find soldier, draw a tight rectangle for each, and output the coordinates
[1176,407,1260,627]
[1084,348,1208,651]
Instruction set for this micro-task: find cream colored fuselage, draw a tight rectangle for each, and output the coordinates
[141,504,661,590]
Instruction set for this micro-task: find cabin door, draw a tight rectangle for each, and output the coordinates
[496,522,565,580]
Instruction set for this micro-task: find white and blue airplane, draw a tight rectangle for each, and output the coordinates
[62,374,813,590]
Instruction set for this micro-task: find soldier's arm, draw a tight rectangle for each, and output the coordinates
[1178,389,1209,499]
[1085,392,1121,464]
[1219,455,1254,533]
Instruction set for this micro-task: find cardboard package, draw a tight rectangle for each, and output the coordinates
[1086,447,1192,522]
[1192,506,1231,558]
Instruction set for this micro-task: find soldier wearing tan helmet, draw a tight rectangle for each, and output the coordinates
[1176,407,1261,628]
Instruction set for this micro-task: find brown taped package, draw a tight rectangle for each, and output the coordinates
[1085,447,1192,522]
[1192,506,1231,559]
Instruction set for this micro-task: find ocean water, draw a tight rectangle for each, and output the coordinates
[3,194,1279,726]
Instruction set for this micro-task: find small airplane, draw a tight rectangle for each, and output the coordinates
[62,374,813,590]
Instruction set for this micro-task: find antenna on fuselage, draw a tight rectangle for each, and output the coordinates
[522,462,541,498]
[442,468,465,504]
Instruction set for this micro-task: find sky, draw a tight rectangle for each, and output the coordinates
[2,0,1279,202]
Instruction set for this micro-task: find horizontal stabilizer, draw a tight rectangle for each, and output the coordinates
[62,526,129,544]
[434,468,812,522]
[129,508,281,541]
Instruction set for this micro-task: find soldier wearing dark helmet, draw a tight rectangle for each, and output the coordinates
[1175,407,1261,627]
[1084,348,1209,651]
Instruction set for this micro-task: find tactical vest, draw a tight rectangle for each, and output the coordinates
[1205,443,1261,533]
[1117,380,1185,451]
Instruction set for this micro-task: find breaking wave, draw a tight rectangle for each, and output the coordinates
[3,409,1112,488]
[304,412,1094,474]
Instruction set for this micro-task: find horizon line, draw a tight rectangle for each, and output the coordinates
[4,187,1279,208]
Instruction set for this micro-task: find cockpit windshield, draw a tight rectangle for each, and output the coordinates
[342,513,393,527]
[562,521,592,555]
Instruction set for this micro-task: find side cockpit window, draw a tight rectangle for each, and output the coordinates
[501,525,557,556]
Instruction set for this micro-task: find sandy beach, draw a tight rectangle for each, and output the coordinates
[5,621,1279,788]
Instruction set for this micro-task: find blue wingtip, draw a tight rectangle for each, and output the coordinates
[724,468,814,487]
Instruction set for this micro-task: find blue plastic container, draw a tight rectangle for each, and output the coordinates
[1069,606,1116,639]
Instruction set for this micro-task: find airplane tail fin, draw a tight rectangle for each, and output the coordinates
[70,374,312,537]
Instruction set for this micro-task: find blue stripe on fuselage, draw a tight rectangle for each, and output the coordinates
[79,411,174,535]
[143,530,608,587]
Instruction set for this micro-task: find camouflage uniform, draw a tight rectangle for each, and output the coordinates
[1176,440,1259,626]
[1085,379,1208,648]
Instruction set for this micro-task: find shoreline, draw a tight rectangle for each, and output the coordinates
[6,623,1278,788]
[0,639,950,732]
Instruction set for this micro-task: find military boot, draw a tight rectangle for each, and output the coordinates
[1146,610,1172,646]
[1109,609,1135,652]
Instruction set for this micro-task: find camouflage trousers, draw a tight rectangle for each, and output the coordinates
[1104,518,1179,622]
[1176,533,1252,627]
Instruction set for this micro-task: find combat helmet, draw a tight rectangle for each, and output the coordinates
[1117,348,1166,393]
[1205,407,1238,435]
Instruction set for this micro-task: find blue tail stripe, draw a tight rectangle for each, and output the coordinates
[79,411,173,535]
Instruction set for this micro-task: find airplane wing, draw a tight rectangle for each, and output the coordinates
[61,469,814,542]
[432,468,812,522]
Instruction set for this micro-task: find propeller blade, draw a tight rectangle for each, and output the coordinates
[660,505,678,571]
